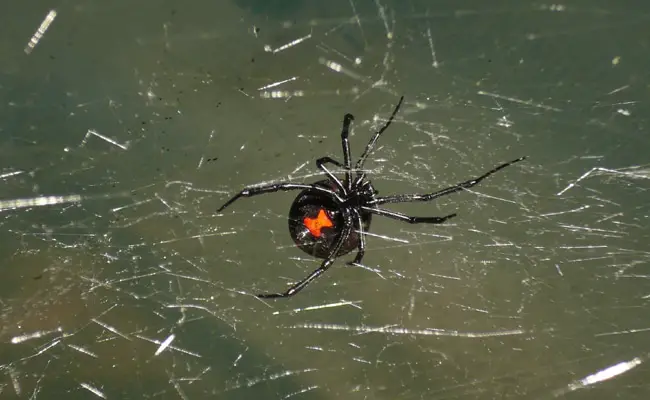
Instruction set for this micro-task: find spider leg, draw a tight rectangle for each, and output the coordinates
[340,113,354,190]
[346,209,366,266]
[313,112,355,192]
[370,157,526,206]
[256,258,336,299]
[355,96,404,171]
[362,206,457,224]
[316,156,347,194]
[316,156,344,168]
[340,114,354,169]
[217,182,342,212]
[257,210,354,299]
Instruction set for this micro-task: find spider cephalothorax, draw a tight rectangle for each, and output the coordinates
[218,96,525,299]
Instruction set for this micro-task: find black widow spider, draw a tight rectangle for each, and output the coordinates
[217,96,525,299]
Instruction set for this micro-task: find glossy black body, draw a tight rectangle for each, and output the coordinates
[288,179,372,258]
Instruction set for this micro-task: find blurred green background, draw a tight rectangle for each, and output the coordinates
[1,1,649,398]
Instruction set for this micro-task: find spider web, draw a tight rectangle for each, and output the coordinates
[1,0,650,398]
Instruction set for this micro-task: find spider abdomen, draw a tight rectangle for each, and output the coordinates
[288,179,372,259]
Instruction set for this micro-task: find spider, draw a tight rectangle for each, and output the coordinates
[217,96,525,299]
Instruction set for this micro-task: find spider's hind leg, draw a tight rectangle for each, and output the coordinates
[346,209,367,267]
[257,257,338,299]
[217,183,341,212]
[362,206,457,224]
[257,209,355,299]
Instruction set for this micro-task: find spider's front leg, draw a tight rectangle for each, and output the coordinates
[370,157,526,206]
[316,157,348,194]
[319,112,355,191]
[313,112,356,193]
[340,113,354,169]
